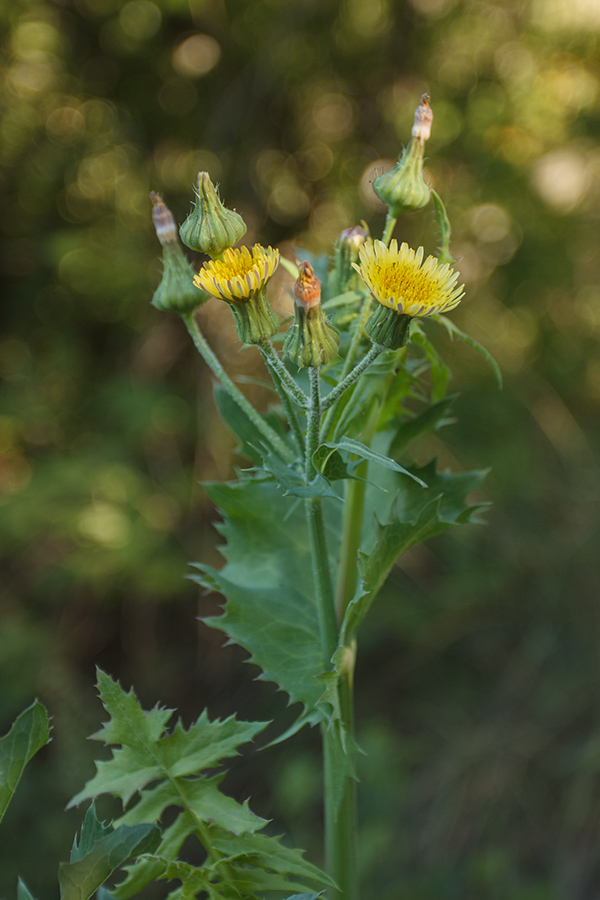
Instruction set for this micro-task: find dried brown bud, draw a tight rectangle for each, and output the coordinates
[412,94,433,143]
[150,191,178,246]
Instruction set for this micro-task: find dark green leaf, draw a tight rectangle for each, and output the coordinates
[17,880,37,900]
[214,384,290,464]
[409,325,450,402]
[312,445,354,483]
[430,314,503,387]
[325,437,427,487]
[261,452,341,499]
[341,461,488,642]
[59,804,160,900]
[388,394,458,457]
[194,478,339,722]
[0,701,50,823]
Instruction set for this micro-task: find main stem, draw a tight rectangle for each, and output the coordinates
[181,311,295,464]
[304,368,357,900]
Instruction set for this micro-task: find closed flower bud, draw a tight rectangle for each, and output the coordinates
[329,225,368,296]
[150,192,207,313]
[284,262,339,368]
[179,172,247,257]
[372,94,433,216]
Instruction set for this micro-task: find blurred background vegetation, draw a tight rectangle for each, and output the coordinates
[2,0,600,896]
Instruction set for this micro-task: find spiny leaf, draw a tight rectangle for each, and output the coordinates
[194,478,340,722]
[260,452,341,499]
[70,671,267,809]
[58,803,160,900]
[341,460,488,642]
[0,700,50,823]
[430,314,503,387]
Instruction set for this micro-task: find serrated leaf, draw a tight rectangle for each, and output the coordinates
[58,803,160,900]
[325,437,427,487]
[430,314,503,387]
[112,813,193,899]
[208,828,335,888]
[71,671,267,810]
[341,461,488,642]
[0,701,50,823]
[194,478,339,721]
[388,394,458,457]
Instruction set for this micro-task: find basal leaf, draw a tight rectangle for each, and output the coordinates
[0,700,50,823]
[341,461,488,642]
[58,804,160,900]
[193,478,340,722]
[325,437,427,487]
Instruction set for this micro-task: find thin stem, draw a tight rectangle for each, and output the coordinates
[263,354,305,455]
[381,211,398,247]
[181,311,295,464]
[339,294,372,381]
[259,341,310,409]
[321,344,383,412]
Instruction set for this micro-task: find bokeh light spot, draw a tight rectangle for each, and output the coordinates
[118,1,162,40]
[172,34,221,78]
[531,149,590,212]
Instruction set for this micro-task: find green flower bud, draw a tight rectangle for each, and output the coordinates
[329,225,368,296]
[372,94,433,217]
[150,192,207,313]
[365,303,411,351]
[284,262,339,368]
[179,171,247,257]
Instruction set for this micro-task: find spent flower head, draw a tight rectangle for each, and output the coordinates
[150,192,206,314]
[372,94,433,216]
[284,261,339,368]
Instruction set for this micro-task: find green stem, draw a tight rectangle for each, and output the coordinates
[321,344,383,412]
[266,364,306,455]
[304,368,357,900]
[340,294,372,380]
[381,211,398,247]
[259,341,310,409]
[324,671,357,900]
[181,311,295,464]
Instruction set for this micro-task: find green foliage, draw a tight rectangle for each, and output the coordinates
[58,803,160,900]
[69,671,332,900]
[0,701,50,823]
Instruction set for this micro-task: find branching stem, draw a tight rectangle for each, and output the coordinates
[259,341,310,409]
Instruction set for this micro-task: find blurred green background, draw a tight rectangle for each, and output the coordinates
[2,0,600,896]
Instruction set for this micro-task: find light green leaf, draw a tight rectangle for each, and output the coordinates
[431,189,456,266]
[341,460,488,642]
[58,804,160,900]
[193,478,339,722]
[0,701,50,823]
[325,437,427,487]
[430,314,503,387]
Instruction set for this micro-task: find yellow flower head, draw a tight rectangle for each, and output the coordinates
[355,239,464,317]
[194,244,280,303]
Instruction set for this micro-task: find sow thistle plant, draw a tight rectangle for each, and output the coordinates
[0,95,500,900]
